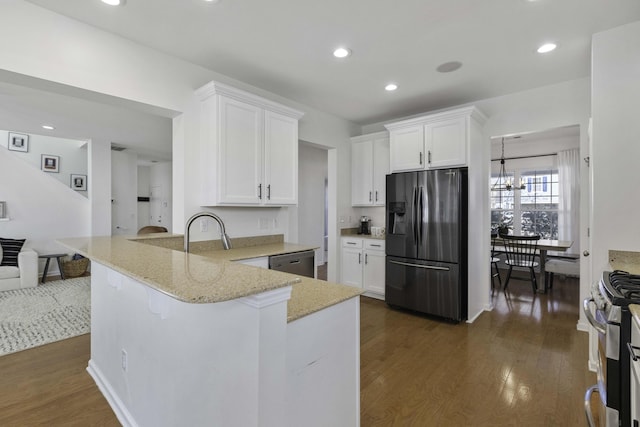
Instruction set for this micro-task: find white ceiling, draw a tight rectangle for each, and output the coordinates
[5,0,640,159]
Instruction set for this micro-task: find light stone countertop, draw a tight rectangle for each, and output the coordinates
[609,250,640,274]
[631,304,640,330]
[58,235,362,322]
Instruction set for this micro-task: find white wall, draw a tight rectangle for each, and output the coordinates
[591,21,640,275]
[1,129,88,196]
[137,165,150,230]
[298,144,328,265]
[0,1,359,283]
[150,161,172,232]
[88,139,111,236]
[111,150,138,235]
[0,146,90,277]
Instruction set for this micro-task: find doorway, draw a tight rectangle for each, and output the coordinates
[298,142,329,279]
[489,125,582,301]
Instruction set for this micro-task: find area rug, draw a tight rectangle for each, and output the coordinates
[0,277,90,356]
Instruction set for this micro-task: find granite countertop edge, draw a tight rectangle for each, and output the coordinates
[631,304,640,329]
[57,235,361,322]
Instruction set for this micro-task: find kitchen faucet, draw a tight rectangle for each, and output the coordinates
[184,212,232,252]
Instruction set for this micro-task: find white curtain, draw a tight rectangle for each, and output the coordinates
[557,149,580,254]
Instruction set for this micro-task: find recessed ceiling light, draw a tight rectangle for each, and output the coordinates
[42,125,55,130]
[204,0,220,3]
[537,43,557,53]
[101,0,125,5]
[333,47,351,58]
[436,61,463,73]
[385,83,398,91]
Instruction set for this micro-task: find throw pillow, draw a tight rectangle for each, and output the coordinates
[0,238,26,267]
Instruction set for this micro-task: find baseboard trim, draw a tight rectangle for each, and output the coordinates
[87,359,138,427]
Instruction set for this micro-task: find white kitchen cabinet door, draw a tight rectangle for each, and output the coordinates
[372,136,390,206]
[264,110,298,205]
[197,80,304,207]
[341,247,363,289]
[217,96,263,205]
[424,116,467,169]
[389,125,424,172]
[351,140,374,206]
[363,249,385,296]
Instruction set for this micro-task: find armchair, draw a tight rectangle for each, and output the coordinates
[0,248,38,292]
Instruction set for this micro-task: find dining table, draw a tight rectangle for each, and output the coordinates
[491,233,574,293]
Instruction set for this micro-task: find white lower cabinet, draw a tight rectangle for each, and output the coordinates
[235,256,269,269]
[341,237,385,300]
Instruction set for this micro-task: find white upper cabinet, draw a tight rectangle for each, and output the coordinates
[264,110,299,205]
[197,81,304,207]
[385,106,486,172]
[351,132,390,206]
[388,126,424,172]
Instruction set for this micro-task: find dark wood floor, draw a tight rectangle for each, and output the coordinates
[0,274,594,426]
[361,275,595,426]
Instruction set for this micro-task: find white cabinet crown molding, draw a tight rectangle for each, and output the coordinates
[350,130,389,143]
[196,80,304,120]
[383,105,487,131]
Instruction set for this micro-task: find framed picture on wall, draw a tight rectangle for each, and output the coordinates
[8,132,29,152]
[70,174,87,191]
[41,154,60,173]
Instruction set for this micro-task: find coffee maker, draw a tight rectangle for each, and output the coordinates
[358,216,371,235]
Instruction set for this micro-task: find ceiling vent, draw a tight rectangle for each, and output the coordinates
[111,144,127,151]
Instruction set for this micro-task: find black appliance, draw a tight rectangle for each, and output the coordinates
[584,270,640,427]
[358,216,371,235]
[385,168,468,322]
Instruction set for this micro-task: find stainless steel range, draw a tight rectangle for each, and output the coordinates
[584,270,640,427]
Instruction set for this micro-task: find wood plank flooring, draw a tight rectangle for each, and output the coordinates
[0,275,594,426]
[360,276,595,426]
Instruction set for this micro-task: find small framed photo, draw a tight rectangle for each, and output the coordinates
[8,132,29,152]
[70,174,87,191]
[41,154,60,173]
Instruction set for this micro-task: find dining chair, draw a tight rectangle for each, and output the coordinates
[137,226,168,234]
[500,233,541,293]
[490,233,502,290]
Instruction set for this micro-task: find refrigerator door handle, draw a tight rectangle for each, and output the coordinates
[419,186,424,246]
[389,260,450,271]
[411,187,418,246]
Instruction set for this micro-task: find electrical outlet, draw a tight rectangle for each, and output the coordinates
[121,349,128,371]
[200,219,208,232]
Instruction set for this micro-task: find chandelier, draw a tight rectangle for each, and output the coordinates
[491,137,525,192]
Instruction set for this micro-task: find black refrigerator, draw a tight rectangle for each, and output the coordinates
[385,168,468,322]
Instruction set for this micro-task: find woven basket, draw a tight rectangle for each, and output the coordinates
[61,257,90,278]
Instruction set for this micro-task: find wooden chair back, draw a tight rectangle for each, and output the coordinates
[137,226,168,235]
[500,233,541,268]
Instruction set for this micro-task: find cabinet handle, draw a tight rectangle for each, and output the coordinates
[370,244,381,247]
[347,242,357,245]
[258,184,262,199]
[428,150,432,164]
[358,253,361,264]
[365,253,368,265]
[267,184,271,200]
[419,152,423,165]
[375,191,378,202]
[369,191,372,202]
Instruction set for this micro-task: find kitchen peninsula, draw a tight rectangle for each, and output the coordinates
[58,235,361,427]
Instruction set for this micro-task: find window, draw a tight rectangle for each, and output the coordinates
[491,168,559,239]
